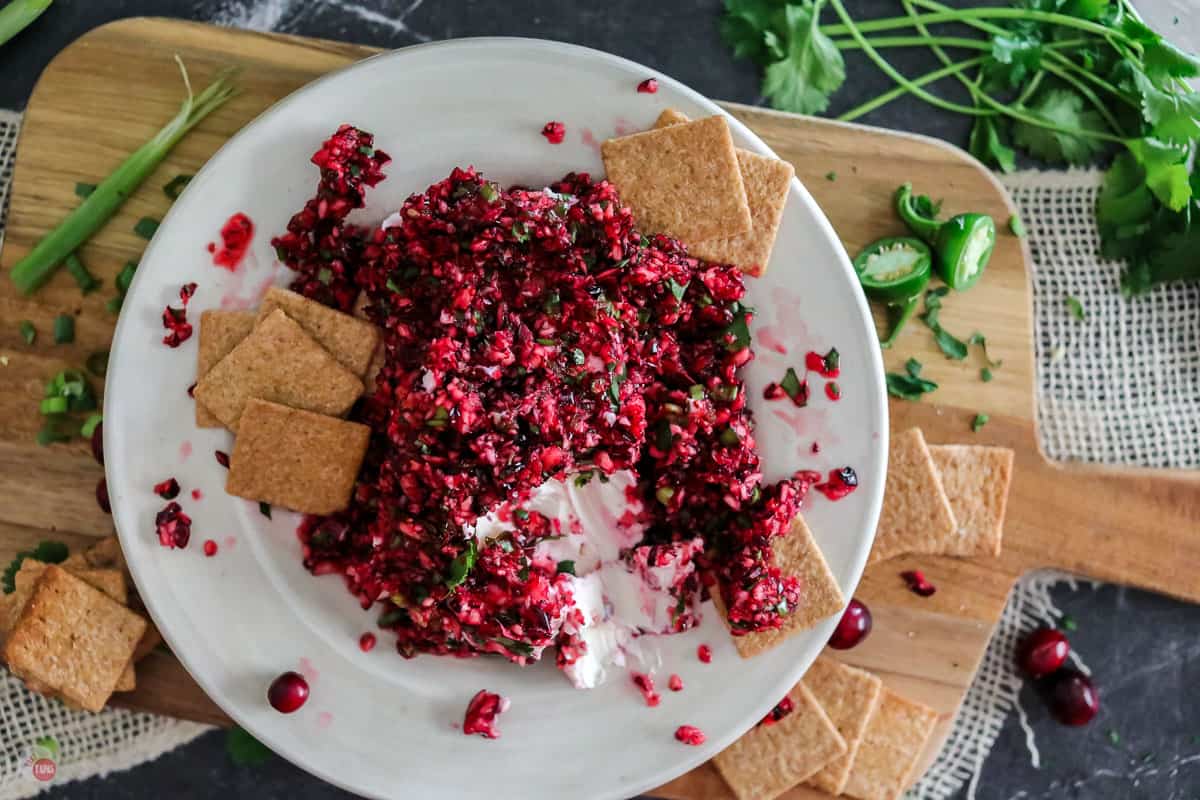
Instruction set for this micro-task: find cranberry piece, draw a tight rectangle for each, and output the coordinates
[541,121,566,144]
[632,672,660,707]
[90,421,104,465]
[359,632,377,652]
[668,674,684,692]
[187,382,196,398]
[1045,669,1099,726]
[637,78,659,94]
[762,382,786,401]
[203,539,218,557]
[95,477,111,514]
[267,671,309,713]
[155,502,192,549]
[674,725,706,745]
[825,381,841,400]
[1017,627,1070,678]
[901,570,937,597]
[463,690,509,738]
[697,644,712,664]
[828,598,872,650]
[180,282,197,304]
[760,695,795,726]
[215,450,230,468]
[153,477,180,500]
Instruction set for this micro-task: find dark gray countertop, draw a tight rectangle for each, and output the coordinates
[1,1,1197,798]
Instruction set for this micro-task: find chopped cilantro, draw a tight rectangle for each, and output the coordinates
[163,174,193,200]
[971,413,989,432]
[1060,614,1077,632]
[1107,729,1120,745]
[18,320,35,345]
[445,540,479,589]
[1009,215,1025,237]
[134,217,160,239]
[887,358,938,400]
[981,367,994,382]
[1065,295,1086,321]
[779,367,804,401]
[493,636,534,657]
[667,277,689,302]
[825,171,837,181]
[3,541,69,594]
[556,560,577,575]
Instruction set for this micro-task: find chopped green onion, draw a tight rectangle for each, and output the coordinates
[1009,215,1025,237]
[133,217,160,239]
[107,262,138,313]
[9,61,239,295]
[40,397,68,415]
[36,422,74,447]
[65,253,101,294]
[74,182,96,199]
[971,413,989,432]
[80,413,103,438]
[53,314,74,344]
[18,320,35,345]
[163,174,193,200]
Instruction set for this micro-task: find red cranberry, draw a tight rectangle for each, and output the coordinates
[541,121,565,144]
[697,644,712,663]
[91,422,104,465]
[359,632,377,653]
[463,690,508,738]
[1017,627,1070,678]
[901,570,937,597]
[637,78,659,94]
[632,672,660,707]
[95,478,111,514]
[674,725,706,745]
[154,477,180,500]
[267,671,309,713]
[215,450,230,468]
[155,502,192,549]
[668,674,683,692]
[203,539,218,557]
[1046,669,1099,726]
[828,598,872,649]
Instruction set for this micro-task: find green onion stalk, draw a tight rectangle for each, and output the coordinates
[9,59,238,295]
[0,0,52,48]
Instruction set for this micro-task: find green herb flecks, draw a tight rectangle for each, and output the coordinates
[65,253,101,294]
[19,320,35,345]
[886,357,938,400]
[556,560,577,575]
[53,314,75,344]
[445,540,479,589]
[2,540,68,594]
[163,174,193,200]
[1065,295,1086,320]
[134,217,160,240]
[971,412,989,432]
[226,726,273,767]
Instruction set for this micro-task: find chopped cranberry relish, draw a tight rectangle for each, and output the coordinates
[282,125,824,667]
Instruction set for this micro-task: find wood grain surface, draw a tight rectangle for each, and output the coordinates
[1,17,1196,798]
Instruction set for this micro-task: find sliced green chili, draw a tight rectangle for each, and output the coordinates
[895,183,995,291]
[854,236,932,348]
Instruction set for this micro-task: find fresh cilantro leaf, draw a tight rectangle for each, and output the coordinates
[886,371,938,401]
[761,1,846,115]
[920,289,967,360]
[1062,0,1110,20]
[1096,152,1157,262]
[445,540,479,589]
[825,171,837,181]
[493,636,535,657]
[968,332,1002,367]
[969,117,1016,173]
[981,367,994,382]
[1125,138,1192,211]
[134,217,160,239]
[779,367,804,401]
[1142,38,1200,82]
[1132,70,1200,143]
[720,0,789,65]
[724,307,752,350]
[556,560,576,575]
[1012,89,1108,165]
[667,277,689,302]
[1132,226,1200,287]
[226,726,273,766]
[971,413,990,432]
[990,31,1043,88]
[1065,295,1086,320]
[3,541,68,594]
[905,357,923,378]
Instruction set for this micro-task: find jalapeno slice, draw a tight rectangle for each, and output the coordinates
[854,237,932,303]
[894,183,996,291]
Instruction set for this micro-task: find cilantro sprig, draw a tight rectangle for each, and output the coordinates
[720,0,1200,293]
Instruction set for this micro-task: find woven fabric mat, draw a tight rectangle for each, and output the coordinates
[0,107,1194,798]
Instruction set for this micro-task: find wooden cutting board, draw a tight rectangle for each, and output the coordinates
[1,17,1197,798]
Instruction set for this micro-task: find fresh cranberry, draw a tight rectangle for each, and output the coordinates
[1045,669,1099,726]
[180,282,197,304]
[811,441,820,454]
[901,570,937,597]
[212,213,255,271]
[203,539,218,557]
[825,381,841,400]
[161,303,193,348]
[762,382,786,400]
[359,632,377,652]
[90,421,104,465]
[668,674,683,692]
[541,121,566,144]
[153,478,180,500]
[637,78,659,94]
[697,644,712,664]
[1017,627,1070,678]
[155,502,192,549]
[95,478,111,514]
[187,382,196,398]
[828,598,872,649]
[267,671,309,713]
[215,450,230,468]
[463,690,509,738]
[674,725,706,745]
[632,672,660,707]
[760,695,795,726]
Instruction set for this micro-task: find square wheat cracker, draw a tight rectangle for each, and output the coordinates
[868,428,957,564]
[3,565,146,712]
[193,308,363,432]
[713,682,847,800]
[84,535,128,574]
[601,115,751,244]
[654,109,794,276]
[843,688,939,800]
[226,399,371,515]
[711,514,844,658]
[3,558,126,637]
[195,310,256,427]
[803,656,884,795]
[928,445,1014,557]
[256,287,380,377]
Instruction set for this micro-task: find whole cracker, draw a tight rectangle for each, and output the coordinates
[712,514,845,658]
[654,109,794,276]
[928,444,1015,558]
[803,656,885,795]
[193,308,363,432]
[713,682,847,800]
[256,287,380,377]
[3,566,146,713]
[225,399,371,515]
[601,115,752,244]
[869,428,958,564]
[195,310,257,427]
[843,689,940,800]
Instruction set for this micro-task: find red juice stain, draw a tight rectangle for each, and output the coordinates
[580,128,600,153]
[755,325,789,355]
[210,212,255,270]
[179,441,192,461]
[814,467,858,501]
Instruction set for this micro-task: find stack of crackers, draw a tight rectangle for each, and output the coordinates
[602,110,795,276]
[0,536,161,712]
[193,286,377,515]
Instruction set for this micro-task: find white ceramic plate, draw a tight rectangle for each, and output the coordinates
[106,38,887,800]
